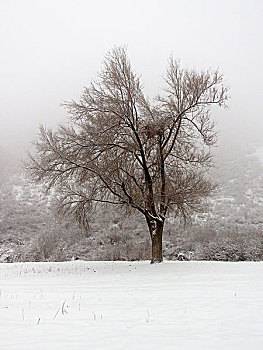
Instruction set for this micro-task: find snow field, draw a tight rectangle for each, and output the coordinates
[0,261,262,349]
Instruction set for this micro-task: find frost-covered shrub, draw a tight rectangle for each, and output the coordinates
[198,234,263,261]
[162,218,263,262]
[111,240,151,261]
[14,224,86,262]
[201,241,241,261]
[17,232,60,262]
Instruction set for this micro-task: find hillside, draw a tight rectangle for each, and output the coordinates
[0,141,262,262]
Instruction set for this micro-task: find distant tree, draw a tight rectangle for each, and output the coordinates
[28,47,228,263]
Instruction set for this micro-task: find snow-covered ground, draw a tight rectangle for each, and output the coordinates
[0,261,262,350]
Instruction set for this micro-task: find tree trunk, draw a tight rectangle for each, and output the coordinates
[150,220,164,263]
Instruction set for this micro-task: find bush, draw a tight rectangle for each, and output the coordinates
[163,220,263,262]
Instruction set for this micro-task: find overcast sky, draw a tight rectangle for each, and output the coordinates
[1,0,263,154]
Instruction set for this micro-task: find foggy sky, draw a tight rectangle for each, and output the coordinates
[1,0,263,155]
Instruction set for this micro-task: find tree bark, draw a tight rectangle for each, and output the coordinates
[150,220,164,263]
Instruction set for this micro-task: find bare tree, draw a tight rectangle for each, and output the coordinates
[28,47,228,263]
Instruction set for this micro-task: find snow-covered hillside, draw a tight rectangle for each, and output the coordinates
[0,261,262,350]
[1,140,263,262]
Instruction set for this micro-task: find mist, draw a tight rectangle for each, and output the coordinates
[1,0,263,156]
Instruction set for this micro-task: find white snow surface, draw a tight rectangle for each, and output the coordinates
[0,260,262,350]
